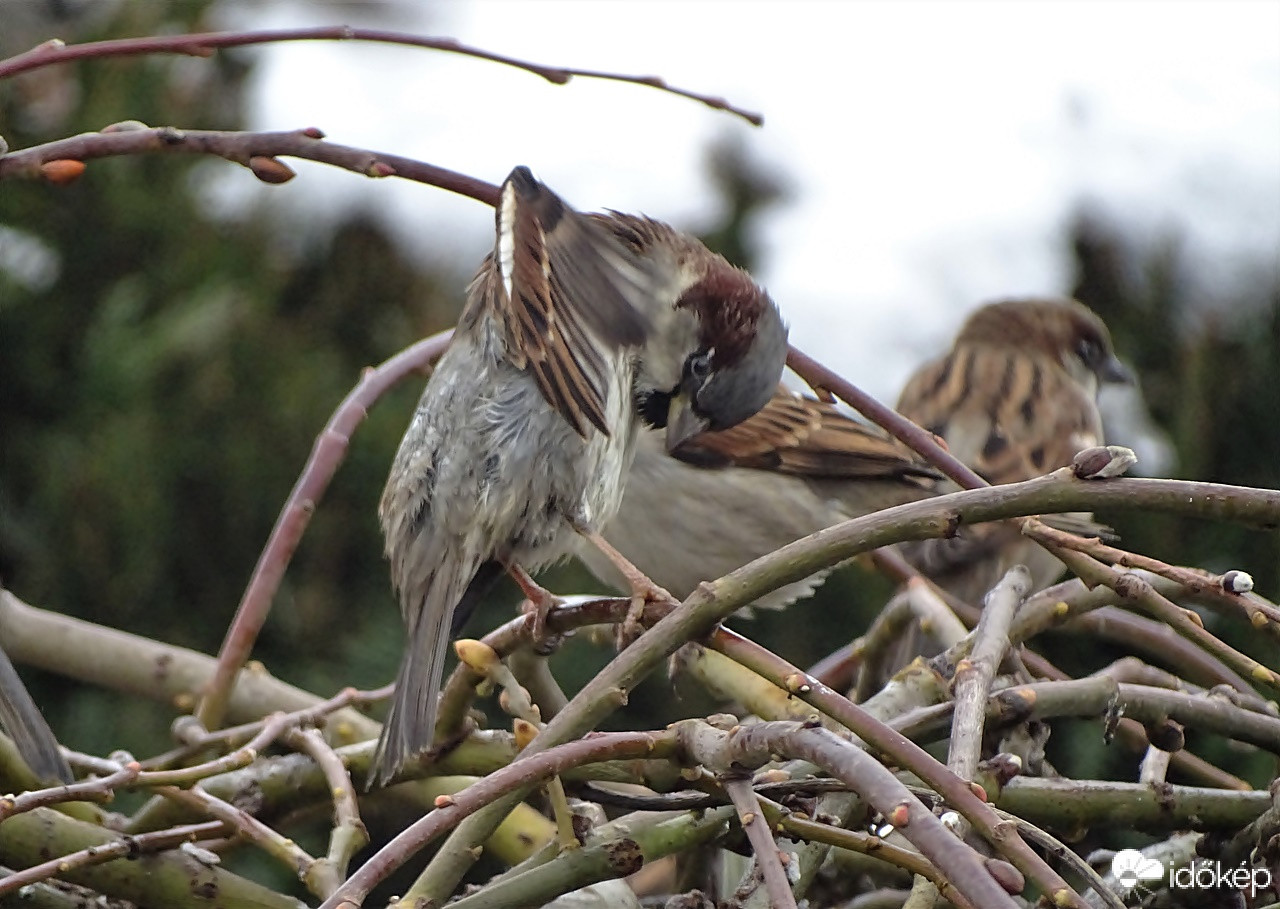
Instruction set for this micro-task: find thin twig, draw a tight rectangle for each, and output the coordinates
[1025,520,1280,640]
[786,347,987,492]
[0,762,136,820]
[948,567,1031,782]
[155,784,319,892]
[0,28,764,124]
[755,796,978,909]
[722,776,798,909]
[143,684,391,770]
[0,820,226,898]
[0,126,503,205]
[285,727,369,897]
[139,713,293,787]
[1024,524,1280,696]
[992,809,1127,909]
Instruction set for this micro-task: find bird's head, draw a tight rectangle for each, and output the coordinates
[603,215,788,451]
[957,297,1132,394]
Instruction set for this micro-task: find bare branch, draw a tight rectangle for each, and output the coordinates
[723,775,799,909]
[155,783,320,895]
[319,730,673,908]
[0,820,226,900]
[758,798,977,909]
[1025,520,1280,641]
[677,720,1026,909]
[1024,525,1280,695]
[0,28,763,125]
[0,126,502,205]
[0,807,298,908]
[284,727,368,898]
[0,590,380,744]
[447,807,736,909]
[949,566,1031,782]
[787,346,987,492]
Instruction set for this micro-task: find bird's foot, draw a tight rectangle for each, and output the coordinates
[578,530,678,648]
[615,578,676,650]
[520,592,566,654]
[507,563,564,652]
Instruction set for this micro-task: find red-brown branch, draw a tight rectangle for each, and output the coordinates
[0,126,503,205]
[0,27,763,125]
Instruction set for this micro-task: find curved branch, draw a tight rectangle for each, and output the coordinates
[0,590,379,743]
[318,730,672,909]
[0,127,502,205]
[0,27,763,125]
[407,467,1278,899]
[0,808,297,909]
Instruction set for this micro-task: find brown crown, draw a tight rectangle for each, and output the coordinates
[956,297,1116,357]
[676,267,768,368]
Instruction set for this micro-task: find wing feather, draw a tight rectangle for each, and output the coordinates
[674,386,938,482]
[491,166,660,436]
[896,345,1103,485]
[896,343,1113,583]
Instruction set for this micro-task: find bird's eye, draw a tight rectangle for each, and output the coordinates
[685,351,712,382]
[1076,338,1101,365]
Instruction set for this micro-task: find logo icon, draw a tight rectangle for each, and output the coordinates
[1111,849,1163,891]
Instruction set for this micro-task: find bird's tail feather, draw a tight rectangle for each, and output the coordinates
[0,643,71,784]
[368,556,478,789]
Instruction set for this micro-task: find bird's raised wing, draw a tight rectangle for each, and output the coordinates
[482,166,661,437]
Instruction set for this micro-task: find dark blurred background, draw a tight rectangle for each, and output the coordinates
[2,1,1278,800]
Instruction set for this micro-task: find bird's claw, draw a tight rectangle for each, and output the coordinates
[615,581,674,650]
[521,591,564,655]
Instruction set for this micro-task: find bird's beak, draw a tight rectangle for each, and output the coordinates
[665,394,709,452]
[1099,355,1135,385]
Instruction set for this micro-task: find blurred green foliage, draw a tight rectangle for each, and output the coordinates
[1072,209,1280,594]
[1,0,1278,809]
[1068,210,1280,775]
[0,3,459,756]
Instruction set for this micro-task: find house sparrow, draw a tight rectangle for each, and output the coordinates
[895,297,1132,606]
[577,387,940,612]
[372,167,787,786]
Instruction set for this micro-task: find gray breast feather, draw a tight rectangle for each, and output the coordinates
[385,327,635,576]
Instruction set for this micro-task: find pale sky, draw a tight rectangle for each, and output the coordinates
[224,0,1280,412]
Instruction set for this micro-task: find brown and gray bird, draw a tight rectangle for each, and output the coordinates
[578,386,940,612]
[895,296,1132,605]
[372,167,787,786]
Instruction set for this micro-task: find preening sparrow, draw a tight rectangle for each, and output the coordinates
[372,167,787,786]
